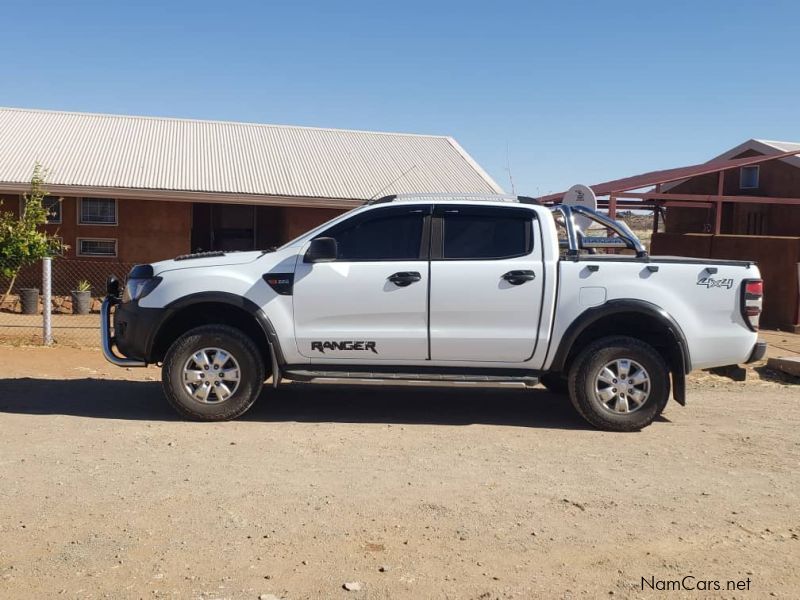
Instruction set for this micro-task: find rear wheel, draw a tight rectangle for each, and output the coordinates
[568,336,669,431]
[162,325,265,421]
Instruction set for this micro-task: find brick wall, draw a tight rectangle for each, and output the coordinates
[5,194,192,263]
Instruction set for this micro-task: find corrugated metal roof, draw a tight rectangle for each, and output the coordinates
[725,139,800,169]
[0,107,502,203]
[759,139,800,153]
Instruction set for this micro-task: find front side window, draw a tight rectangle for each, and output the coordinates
[441,208,532,259]
[80,197,117,225]
[322,207,426,261]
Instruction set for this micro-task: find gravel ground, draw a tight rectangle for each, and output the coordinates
[0,346,798,599]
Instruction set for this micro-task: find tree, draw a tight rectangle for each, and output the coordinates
[0,164,62,307]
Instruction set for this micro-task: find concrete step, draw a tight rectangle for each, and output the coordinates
[766,357,800,378]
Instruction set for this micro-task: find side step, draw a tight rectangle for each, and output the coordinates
[282,368,539,387]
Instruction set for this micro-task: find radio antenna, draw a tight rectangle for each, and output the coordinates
[505,143,516,195]
[367,165,418,201]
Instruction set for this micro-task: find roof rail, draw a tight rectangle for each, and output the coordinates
[365,193,540,206]
[367,194,397,205]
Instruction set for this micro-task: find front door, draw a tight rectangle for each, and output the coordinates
[293,205,431,361]
[429,205,544,362]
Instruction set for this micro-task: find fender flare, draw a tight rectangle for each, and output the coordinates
[161,292,286,370]
[548,299,692,376]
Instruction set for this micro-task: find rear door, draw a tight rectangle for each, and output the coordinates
[429,204,544,362]
[293,204,431,361]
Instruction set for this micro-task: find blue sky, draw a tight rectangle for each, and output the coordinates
[1,0,798,196]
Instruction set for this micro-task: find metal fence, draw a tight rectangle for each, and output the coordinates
[0,258,135,346]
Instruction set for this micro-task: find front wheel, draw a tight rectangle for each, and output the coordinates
[162,325,265,421]
[568,336,670,432]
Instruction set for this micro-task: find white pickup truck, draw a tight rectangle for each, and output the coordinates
[102,193,766,431]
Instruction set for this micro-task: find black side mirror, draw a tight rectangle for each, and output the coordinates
[304,237,338,263]
[106,275,120,298]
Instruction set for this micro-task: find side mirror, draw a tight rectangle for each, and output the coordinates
[304,237,338,263]
[106,275,120,298]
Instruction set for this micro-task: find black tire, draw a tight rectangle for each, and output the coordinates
[568,336,670,432]
[539,373,568,394]
[162,325,265,421]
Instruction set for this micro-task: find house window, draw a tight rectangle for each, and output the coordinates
[79,197,117,225]
[18,195,62,223]
[740,166,759,189]
[77,238,117,257]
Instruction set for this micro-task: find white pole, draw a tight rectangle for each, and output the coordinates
[42,257,52,346]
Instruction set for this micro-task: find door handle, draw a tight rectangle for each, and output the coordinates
[388,271,422,287]
[502,270,536,285]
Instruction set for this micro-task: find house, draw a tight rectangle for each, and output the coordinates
[0,107,502,264]
[661,139,800,236]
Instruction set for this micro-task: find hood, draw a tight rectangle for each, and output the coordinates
[151,250,269,275]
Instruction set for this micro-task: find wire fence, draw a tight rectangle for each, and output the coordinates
[0,258,135,346]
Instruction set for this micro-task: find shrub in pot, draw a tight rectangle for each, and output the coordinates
[20,288,39,314]
[71,280,92,315]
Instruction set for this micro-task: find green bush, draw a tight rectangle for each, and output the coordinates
[0,164,63,306]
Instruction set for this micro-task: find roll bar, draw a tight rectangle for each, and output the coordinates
[551,205,647,259]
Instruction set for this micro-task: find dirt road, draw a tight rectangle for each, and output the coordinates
[1,346,798,599]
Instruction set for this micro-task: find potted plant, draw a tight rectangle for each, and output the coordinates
[71,279,92,315]
[19,287,39,314]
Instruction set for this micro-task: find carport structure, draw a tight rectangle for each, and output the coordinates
[539,148,800,233]
[539,147,800,332]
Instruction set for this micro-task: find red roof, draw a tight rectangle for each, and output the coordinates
[540,148,800,202]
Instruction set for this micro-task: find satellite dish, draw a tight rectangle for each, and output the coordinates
[562,184,597,232]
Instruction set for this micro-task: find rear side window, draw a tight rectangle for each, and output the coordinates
[441,208,533,259]
[322,207,426,261]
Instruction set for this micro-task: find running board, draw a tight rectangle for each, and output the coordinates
[282,368,539,386]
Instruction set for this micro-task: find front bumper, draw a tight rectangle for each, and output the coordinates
[101,296,147,367]
[745,339,767,364]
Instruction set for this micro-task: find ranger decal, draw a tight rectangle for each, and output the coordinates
[311,341,378,354]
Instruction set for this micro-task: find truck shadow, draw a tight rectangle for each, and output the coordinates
[0,378,602,430]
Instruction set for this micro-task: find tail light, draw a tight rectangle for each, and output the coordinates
[741,279,763,331]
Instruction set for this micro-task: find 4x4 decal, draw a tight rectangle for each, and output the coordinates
[311,341,378,354]
[697,277,734,289]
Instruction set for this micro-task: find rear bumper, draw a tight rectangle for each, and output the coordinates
[745,339,767,364]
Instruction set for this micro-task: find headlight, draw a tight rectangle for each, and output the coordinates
[122,277,162,303]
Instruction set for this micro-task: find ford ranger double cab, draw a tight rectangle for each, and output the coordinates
[101,193,766,431]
